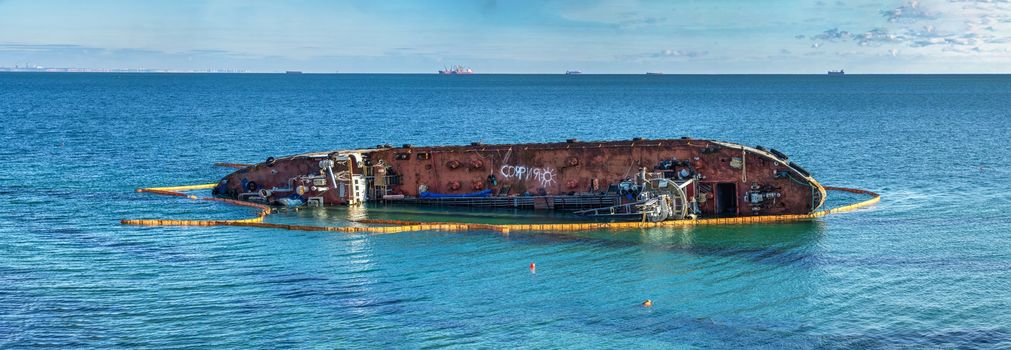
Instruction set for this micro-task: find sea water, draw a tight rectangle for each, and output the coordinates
[1,73,1010,348]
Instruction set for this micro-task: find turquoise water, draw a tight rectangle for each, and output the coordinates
[2,73,1010,348]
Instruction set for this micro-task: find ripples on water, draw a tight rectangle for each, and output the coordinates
[2,73,1010,348]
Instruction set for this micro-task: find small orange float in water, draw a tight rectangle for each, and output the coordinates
[529,262,536,272]
[642,299,653,308]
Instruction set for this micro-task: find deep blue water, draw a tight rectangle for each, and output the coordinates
[1,73,1010,349]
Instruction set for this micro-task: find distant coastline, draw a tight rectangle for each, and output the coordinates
[0,66,249,73]
[2,68,1007,75]
[0,65,250,73]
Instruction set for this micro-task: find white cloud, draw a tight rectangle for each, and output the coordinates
[808,0,1011,56]
[656,49,708,58]
[619,48,709,61]
[882,1,936,22]
[813,28,852,41]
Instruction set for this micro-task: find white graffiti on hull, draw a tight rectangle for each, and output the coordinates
[500,164,556,187]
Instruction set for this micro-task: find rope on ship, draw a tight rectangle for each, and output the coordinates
[121,184,880,233]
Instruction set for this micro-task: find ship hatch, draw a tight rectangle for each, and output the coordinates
[716,183,738,215]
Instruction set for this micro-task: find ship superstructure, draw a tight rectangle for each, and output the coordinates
[439,66,474,74]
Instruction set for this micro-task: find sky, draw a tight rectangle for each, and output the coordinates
[1,0,1010,73]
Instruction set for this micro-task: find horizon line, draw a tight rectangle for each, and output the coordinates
[3,71,1011,75]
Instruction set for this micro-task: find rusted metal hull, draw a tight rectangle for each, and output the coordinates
[214,138,826,221]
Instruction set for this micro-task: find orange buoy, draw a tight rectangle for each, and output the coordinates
[642,299,653,308]
[529,262,536,272]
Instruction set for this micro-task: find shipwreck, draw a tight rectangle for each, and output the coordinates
[211,138,826,223]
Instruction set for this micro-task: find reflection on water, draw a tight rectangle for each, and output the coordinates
[344,205,369,223]
[268,200,831,271]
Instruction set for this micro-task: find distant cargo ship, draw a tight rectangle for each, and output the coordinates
[646,72,663,75]
[285,71,303,74]
[565,70,582,75]
[439,66,473,74]
[827,69,845,75]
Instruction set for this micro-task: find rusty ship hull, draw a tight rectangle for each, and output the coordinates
[214,138,826,222]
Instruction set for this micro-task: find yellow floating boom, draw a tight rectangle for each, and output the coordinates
[121,183,879,233]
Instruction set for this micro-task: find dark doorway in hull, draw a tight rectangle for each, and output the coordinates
[715,183,737,216]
